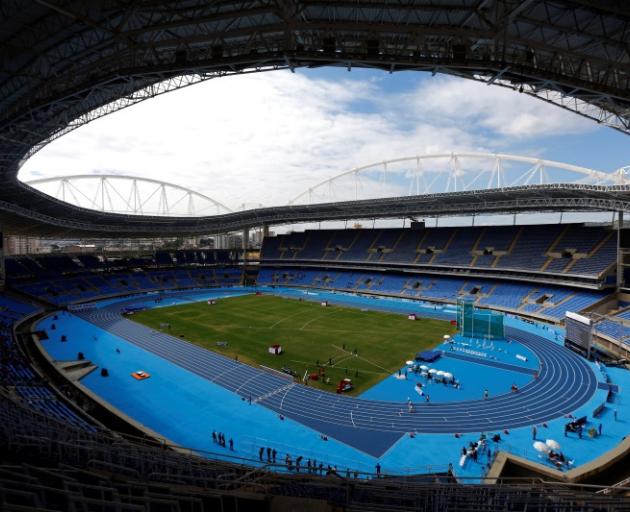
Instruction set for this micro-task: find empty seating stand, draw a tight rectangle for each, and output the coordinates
[0,294,96,434]
[262,224,616,280]
[9,264,240,306]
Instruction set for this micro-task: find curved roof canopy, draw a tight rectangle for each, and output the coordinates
[1,1,629,237]
[3,184,630,238]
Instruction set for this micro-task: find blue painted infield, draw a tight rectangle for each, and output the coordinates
[441,352,536,375]
[35,286,630,480]
[360,333,539,404]
[360,355,533,404]
[447,333,540,370]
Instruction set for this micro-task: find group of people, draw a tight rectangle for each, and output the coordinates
[212,431,233,450]
[283,454,353,477]
[564,420,603,439]
[259,448,362,479]
[460,436,493,469]
[259,446,278,463]
[548,450,570,469]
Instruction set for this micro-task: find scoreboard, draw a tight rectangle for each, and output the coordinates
[564,311,593,358]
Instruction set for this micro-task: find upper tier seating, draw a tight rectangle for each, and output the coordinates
[76,253,104,269]
[257,268,606,322]
[5,249,245,306]
[262,224,615,280]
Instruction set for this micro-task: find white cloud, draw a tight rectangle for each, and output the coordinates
[401,77,594,138]
[19,70,596,211]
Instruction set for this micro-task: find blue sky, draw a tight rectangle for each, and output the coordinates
[301,67,630,172]
[19,67,630,212]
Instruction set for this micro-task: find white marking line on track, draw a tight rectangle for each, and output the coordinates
[280,385,294,410]
[235,373,264,393]
[350,411,356,427]
[210,364,242,383]
[253,383,295,405]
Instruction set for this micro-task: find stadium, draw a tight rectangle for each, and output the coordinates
[2,2,630,511]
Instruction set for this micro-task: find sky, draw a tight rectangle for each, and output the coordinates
[19,67,630,222]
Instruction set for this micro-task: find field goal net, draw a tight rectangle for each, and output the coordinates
[456,298,505,340]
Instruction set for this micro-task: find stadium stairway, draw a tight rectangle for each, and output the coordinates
[492,226,523,268]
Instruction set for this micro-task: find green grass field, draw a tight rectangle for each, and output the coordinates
[131,294,456,394]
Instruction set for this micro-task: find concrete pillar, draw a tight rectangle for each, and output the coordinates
[242,227,249,251]
[262,224,270,238]
[617,210,624,289]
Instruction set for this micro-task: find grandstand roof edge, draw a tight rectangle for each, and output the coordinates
[2,183,630,238]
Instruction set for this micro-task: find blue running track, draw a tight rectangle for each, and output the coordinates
[77,295,598,457]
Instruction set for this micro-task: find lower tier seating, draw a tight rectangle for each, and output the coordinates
[0,295,95,431]
[12,267,242,306]
[594,308,630,347]
[1,392,626,511]
[257,268,607,322]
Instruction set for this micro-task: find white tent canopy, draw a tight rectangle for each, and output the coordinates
[546,439,561,451]
[533,441,549,453]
